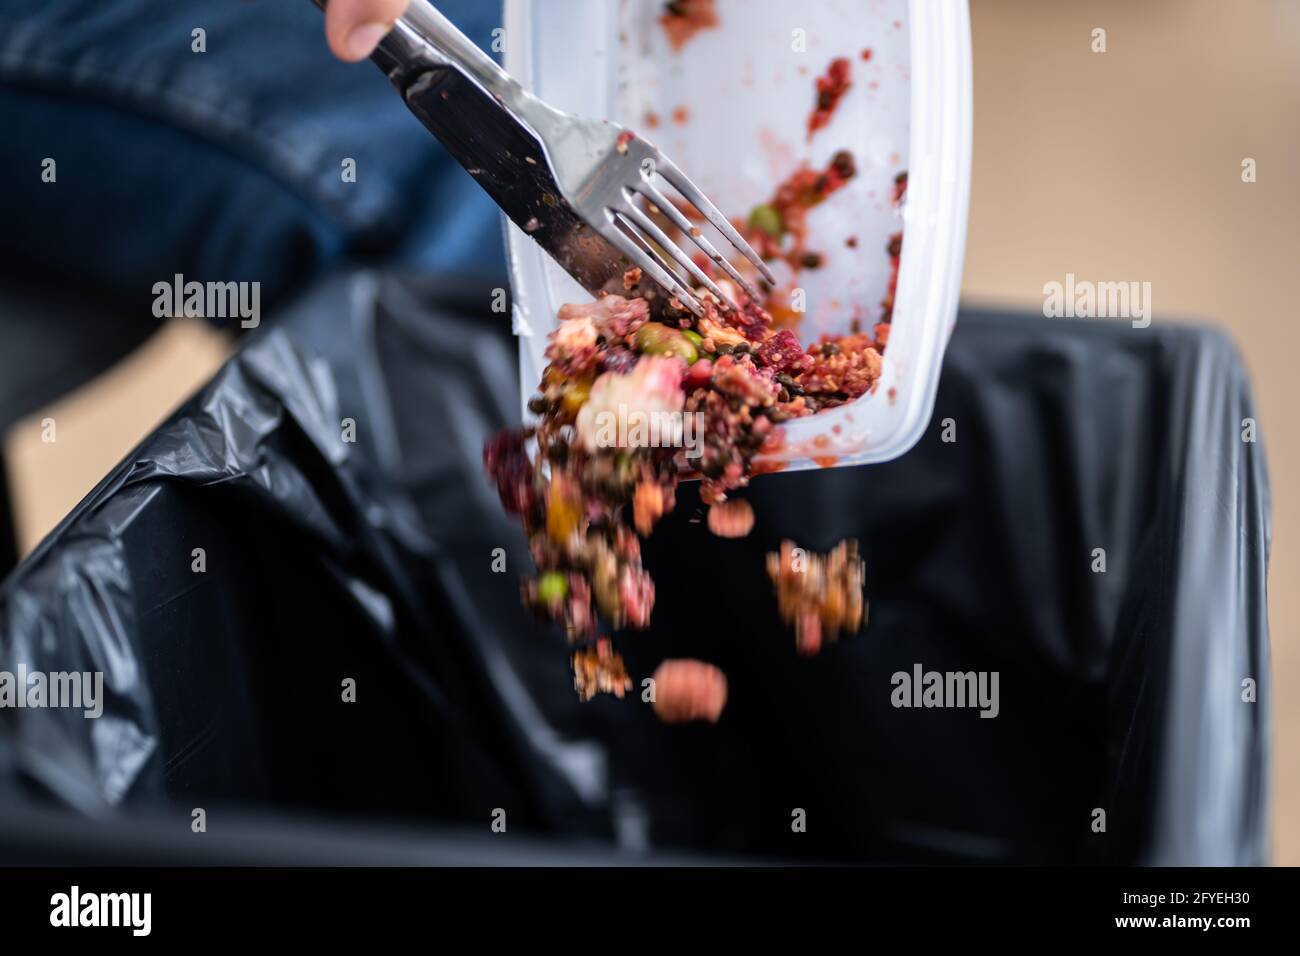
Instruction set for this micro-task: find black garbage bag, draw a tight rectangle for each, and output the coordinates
[0,272,1271,865]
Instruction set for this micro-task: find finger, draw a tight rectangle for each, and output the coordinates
[325,0,410,62]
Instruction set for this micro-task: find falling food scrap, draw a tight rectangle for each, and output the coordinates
[707,498,755,538]
[659,0,720,51]
[572,638,633,701]
[651,659,728,723]
[766,539,866,655]
[632,479,670,535]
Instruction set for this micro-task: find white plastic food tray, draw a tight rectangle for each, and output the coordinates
[503,0,970,468]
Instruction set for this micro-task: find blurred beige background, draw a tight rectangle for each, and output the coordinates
[3,0,1295,861]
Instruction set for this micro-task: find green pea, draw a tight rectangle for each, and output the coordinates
[748,203,784,239]
[633,322,698,363]
[537,571,568,603]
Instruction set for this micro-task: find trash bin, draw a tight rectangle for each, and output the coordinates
[0,271,1271,865]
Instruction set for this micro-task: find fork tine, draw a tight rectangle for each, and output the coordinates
[652,154,778,285]
[601,220,705,316]
[616,201,732,307]
[633,181,766,304]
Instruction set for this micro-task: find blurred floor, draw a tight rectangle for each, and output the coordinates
[2,0,1295,862]
[3,318,230,549]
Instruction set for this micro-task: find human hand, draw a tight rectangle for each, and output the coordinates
[323,0,411,62]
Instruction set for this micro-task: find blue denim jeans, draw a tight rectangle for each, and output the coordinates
[0,0,507,323]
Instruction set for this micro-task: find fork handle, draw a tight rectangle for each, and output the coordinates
[311,0,545,126]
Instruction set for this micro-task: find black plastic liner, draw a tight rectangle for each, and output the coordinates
[0,272,1271,864]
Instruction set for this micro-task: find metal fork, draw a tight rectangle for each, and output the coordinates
[310,0,775,315]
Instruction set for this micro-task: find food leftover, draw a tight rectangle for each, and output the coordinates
[485,47,903,719]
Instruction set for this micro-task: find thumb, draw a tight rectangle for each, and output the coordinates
[324,0,410,62]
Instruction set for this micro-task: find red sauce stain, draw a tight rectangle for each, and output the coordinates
[751,430,789,475]
[738,153,856,273]
[808,56,852,138]
[831,424,842,435]
[659,0,721,51]
[892,170,909,204]
[812,456,839,468]
[861,48,873,61]
[845,235,858,248]
[756,126,796,179]
[751,459,789,476]
[672,105,691,125]
[644,111,661,129]
[868,80,879,91]
[887,386,898,404]
[812,434,830,449]
[893,20,902,30]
